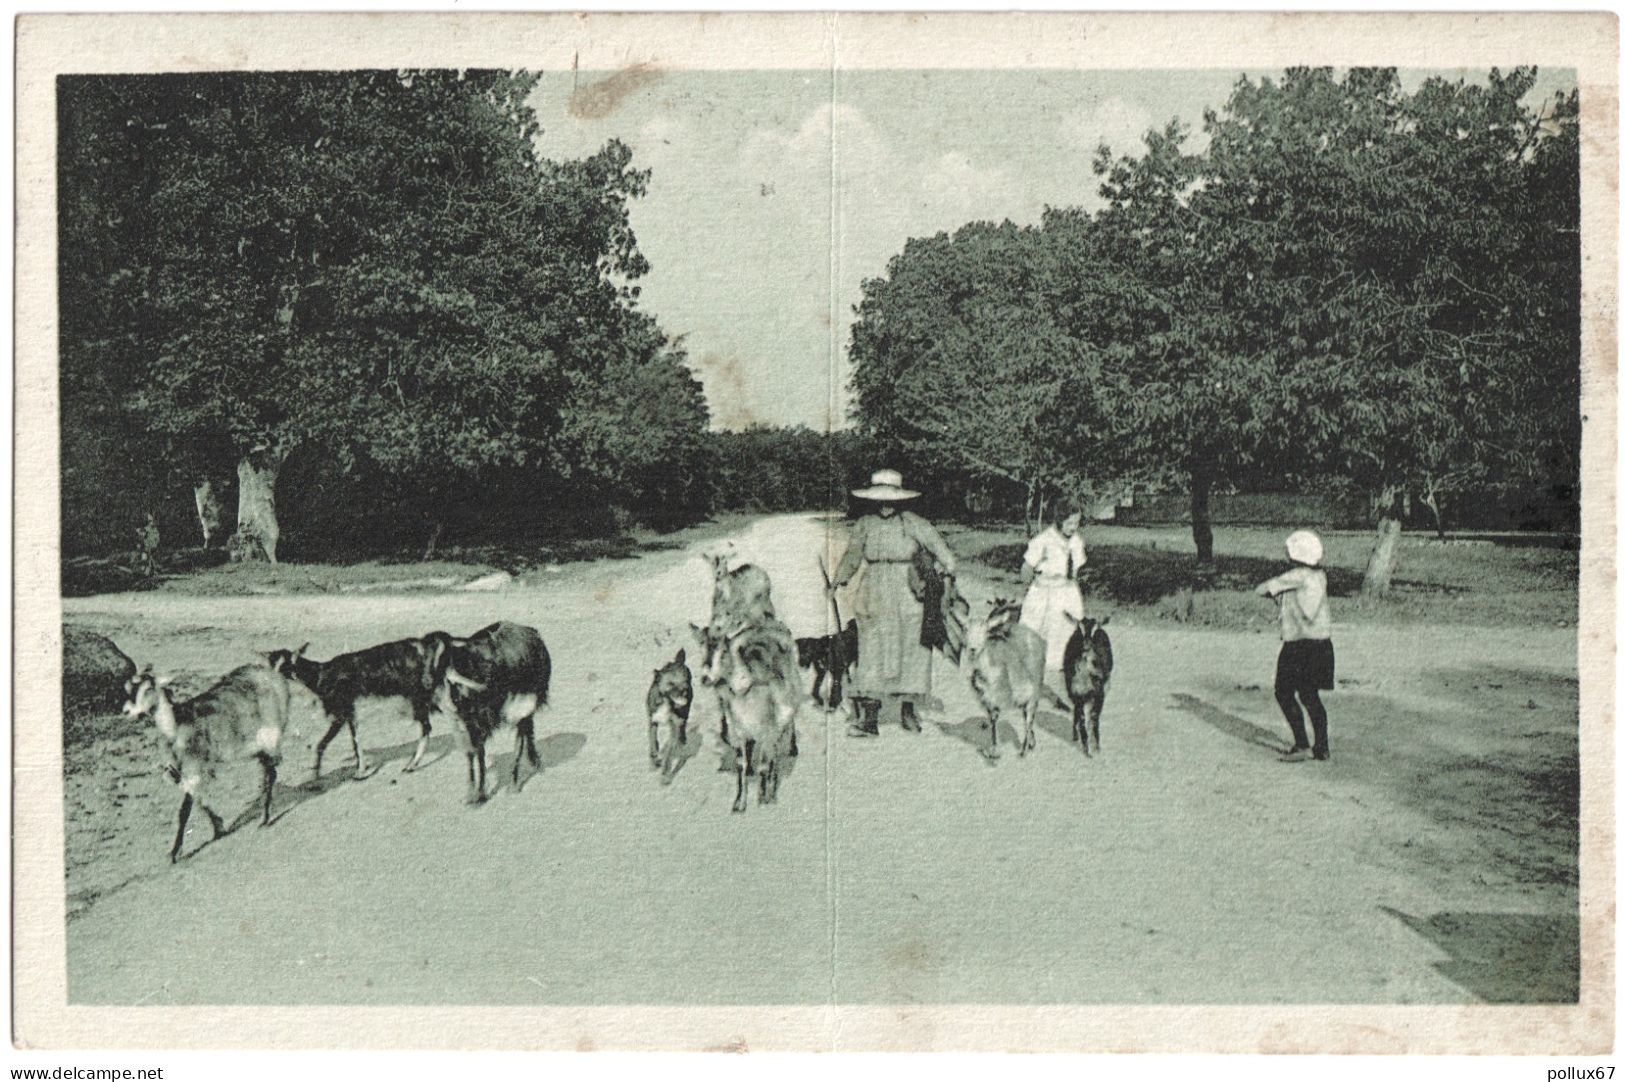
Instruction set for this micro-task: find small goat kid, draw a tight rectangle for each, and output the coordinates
[966,599,1047,759]
[267,634,451,778]
[647,648,693,783]
[436,622,552,805]
[1061,614,1113,756]
[122,663,291,862]
[795,618,859,710]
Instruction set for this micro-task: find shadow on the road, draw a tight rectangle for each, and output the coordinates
[538,731,587,769]
[1169,692,1290,755]
[935,714,1000,763]
[477,732,585,799]
[1032,703,1090,754]
[1380,905,1578,1003]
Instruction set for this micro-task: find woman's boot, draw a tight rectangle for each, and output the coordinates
[846,698,880,738]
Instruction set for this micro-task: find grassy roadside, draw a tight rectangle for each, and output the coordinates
[113,514,755,597]
[941,521,1579,632]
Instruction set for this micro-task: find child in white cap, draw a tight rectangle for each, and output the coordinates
[1254,529,1335,761]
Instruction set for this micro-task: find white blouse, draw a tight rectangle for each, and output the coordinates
[1023,527,1086,584]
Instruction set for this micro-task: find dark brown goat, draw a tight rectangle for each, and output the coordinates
[436,622,552,805]
[267,635,451,777]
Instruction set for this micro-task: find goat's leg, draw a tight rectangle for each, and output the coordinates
[201,802,226,840]
[405,699,432,773]
[660,724,676,784]
[1020,700,1038,756]
[512,721,527,789]
[464,750,480,805]
[257,752,277,825]
[513,717,540,791]
[170,793,195,863]
[648,720,662,767]
[829,671,843,710]
[341,704,368,777]
[313,712,347,777]
[1090,691,1104,755]
[809,665,826,707]
[732,747,747,814]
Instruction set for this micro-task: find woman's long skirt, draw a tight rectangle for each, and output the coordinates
[1020,578,1084,674]
[848,561,933,699]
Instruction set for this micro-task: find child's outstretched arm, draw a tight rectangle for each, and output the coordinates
[1256,571,1298,597]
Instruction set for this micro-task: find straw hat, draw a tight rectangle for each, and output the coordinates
[851,468,920,502]
[1285,529,1324,567]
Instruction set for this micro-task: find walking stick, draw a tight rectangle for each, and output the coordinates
[818,556,843,631]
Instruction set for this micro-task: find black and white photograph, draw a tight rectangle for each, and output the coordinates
[12,9,1617,1057]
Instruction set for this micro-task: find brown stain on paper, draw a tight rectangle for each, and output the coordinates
[696,351,757,429]
[569,63,665,120]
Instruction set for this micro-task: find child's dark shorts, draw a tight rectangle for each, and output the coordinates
[1275,638,1335,693]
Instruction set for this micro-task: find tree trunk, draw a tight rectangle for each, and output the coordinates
[1362,485,1404,600]
[423,520,445,561]
[1190,467,1214,564]
[1023,480,1037,538]
[1419,478,1446,539]
[230,448,283,565]
[193,479,223,548]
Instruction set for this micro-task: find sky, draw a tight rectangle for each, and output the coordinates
[526,67,1576,432]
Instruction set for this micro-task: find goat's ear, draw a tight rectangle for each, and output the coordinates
[156,675,172,689]
[295,642,310,658]
[689,622,705,642]
[674,648,686,664]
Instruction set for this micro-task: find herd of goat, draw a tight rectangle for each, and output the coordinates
[103,549,1113,863]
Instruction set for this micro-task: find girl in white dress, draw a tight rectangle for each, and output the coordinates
[1019,503,1087,676]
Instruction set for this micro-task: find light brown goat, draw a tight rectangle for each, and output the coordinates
[122,663,292,862]
[966,599,1047,760]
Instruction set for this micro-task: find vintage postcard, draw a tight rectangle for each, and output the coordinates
[13,10,1618,1054]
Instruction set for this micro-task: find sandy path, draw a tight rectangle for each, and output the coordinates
[61,513,1579,1008]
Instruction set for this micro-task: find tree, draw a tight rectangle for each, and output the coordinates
[1089,121,1284,563]
[59,70,701,561]
[848,220,1112,533]
[1194,67,1580,595]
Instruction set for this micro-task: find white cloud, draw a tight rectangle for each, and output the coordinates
[1060,96,1158,161]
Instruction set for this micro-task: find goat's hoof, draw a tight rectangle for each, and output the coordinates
[465,792,488,806]
[731,800,747,814]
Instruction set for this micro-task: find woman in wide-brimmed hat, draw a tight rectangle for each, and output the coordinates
[828,469,958,738]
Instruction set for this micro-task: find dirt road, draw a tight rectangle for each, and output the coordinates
[63,513,1579,1007]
